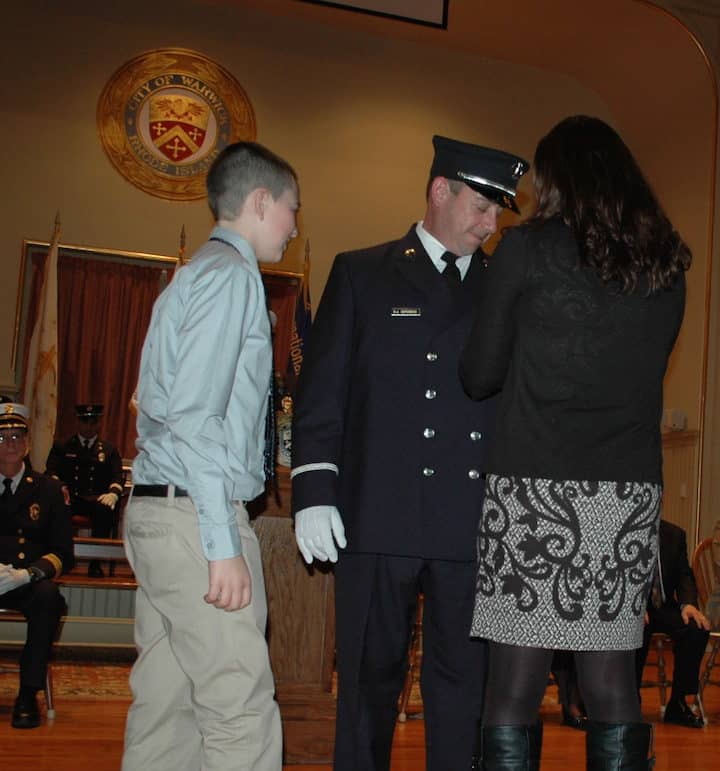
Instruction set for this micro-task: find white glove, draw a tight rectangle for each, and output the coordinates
[295,506,347,564]
[0,564,31,595]
[98,492,119,508]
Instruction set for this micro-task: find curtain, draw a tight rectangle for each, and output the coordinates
[56,255,167,458]
[22,250,300,462]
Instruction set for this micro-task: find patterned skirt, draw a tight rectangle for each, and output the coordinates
[471,475,661,651]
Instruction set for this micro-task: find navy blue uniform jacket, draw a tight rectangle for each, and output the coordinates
[0,469,74,578]
[292,226,497,561]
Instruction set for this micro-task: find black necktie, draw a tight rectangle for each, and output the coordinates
[441,251,462,286]
[1,478,12,501]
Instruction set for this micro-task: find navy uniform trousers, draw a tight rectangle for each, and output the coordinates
[334,553,486,771]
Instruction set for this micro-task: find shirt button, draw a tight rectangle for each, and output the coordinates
[468,469,480,480]
[426,352,438,362]
[423,467,435,477]
[423,428,435,439]
[470,431,483,441]
[206,540,215,551]
[425,389,437,400]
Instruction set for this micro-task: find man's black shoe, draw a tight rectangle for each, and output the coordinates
[664,698,704,728]
[561,706,588,731]
[87,561,105,578]
[11,693,40,729]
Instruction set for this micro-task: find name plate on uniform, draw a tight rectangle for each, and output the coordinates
[391,307,421,317]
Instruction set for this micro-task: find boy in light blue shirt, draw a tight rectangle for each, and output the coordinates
[123,142,299,771]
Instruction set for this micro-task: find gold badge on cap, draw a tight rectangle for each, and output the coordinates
[29,503,41,521]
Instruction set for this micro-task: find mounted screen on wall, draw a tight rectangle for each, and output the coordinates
[299,0,448,28]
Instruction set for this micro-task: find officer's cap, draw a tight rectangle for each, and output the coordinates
[75,404,104,420]
[430,135,529,214]
[0,401,30,431]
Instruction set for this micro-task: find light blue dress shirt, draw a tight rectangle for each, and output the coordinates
[132,226,272,561]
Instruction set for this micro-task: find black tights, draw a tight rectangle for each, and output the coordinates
[483,642,641,726]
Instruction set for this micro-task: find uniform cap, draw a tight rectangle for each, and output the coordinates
[430,135,529,213]
[75,404,104,419]
[0,401,30,431]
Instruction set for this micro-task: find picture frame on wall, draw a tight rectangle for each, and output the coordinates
[298,0,449,28]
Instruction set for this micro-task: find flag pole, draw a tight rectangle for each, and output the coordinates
[178,224,186,266]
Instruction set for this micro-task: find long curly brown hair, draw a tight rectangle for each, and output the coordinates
[530,115,691,293]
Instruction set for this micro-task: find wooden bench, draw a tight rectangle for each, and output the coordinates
[0,537,135,718]
[61,537,136,590]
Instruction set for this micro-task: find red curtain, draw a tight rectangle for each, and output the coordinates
[55,256,168,458]
[264,273,300,381]
[22,251,299,462]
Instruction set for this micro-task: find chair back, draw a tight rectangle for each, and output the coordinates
[691,536,719,615]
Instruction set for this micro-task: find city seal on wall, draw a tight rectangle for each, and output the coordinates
[97,48,256,200]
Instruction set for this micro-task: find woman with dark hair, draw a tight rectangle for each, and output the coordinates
[460,115,691,770]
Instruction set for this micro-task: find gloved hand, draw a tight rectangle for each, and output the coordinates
[295,506,347,564]
[98,492,119,508]
[0,564,30,595]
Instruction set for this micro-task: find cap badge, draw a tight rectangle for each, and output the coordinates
[511,160,527,179]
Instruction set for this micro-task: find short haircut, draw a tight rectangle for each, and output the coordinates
[206,141,298,221]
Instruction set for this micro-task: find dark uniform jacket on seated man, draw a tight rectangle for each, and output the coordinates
[45,404,124,540]
[0,401,74,729]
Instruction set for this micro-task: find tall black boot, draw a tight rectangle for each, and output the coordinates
[586,721,655,770]
[478,722,543,770]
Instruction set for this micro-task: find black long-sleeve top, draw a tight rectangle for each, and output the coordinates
[459,218,685,484]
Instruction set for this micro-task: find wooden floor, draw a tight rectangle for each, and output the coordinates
[0,679,717,769]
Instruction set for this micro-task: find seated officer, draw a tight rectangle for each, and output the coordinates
[636,519,711,728]
[45,404,124,577]
[0,401,74,728]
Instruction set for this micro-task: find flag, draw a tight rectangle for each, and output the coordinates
[24,214,60,470]
[285,240,312,394]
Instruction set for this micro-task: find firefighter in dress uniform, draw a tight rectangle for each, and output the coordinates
[291,136,528,771]
[45,404,123,577]
[0,401,74,728]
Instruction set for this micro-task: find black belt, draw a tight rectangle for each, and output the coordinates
[132,484,189,498]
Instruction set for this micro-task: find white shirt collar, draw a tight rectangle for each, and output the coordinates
[415,222,472,279]
[3,464,26,495]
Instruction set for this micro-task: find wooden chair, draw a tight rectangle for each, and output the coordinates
[0,609,56,718]
[691,536,720,704]
[398,594,424,722]
[640,632,673,710]
[0,537,132,719]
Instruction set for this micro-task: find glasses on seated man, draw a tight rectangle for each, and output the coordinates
[0,430,27,444]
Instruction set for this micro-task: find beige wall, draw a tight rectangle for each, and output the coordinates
[0,2,715,536]
[0,0,609,391]
[662,0,720,541]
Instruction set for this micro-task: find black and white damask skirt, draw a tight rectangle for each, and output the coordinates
[471,475,662,651]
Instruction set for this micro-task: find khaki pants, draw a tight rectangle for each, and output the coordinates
[122,494,282,771]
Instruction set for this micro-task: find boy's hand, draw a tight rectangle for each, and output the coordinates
[205,555,251,611]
